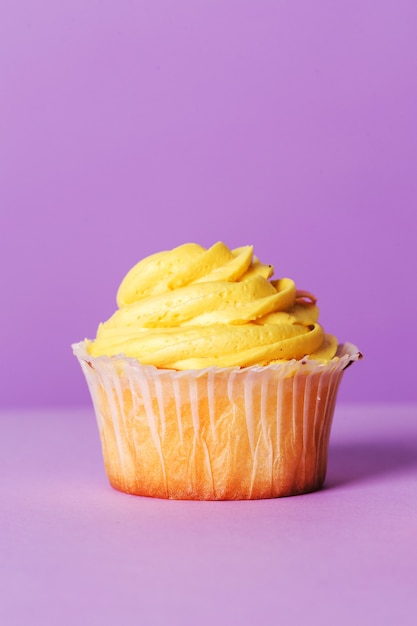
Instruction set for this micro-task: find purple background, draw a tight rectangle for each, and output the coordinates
[1,0,416,407]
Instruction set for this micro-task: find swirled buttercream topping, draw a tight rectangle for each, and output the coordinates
[87,242,338,368]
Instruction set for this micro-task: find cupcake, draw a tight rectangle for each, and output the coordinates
[73,242,361,500]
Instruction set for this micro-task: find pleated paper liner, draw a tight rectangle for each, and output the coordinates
[73,341,361,500]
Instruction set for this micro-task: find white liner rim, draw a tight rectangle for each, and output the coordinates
[72,340,361,379]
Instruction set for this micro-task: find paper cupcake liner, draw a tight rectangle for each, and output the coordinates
[72,341,361,500]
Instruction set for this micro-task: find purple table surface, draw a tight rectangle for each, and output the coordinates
[1,404,416,626]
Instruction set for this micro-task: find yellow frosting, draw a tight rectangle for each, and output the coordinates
[88,242,338,368]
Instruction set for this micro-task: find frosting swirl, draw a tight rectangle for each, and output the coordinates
[88,242,338,368]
